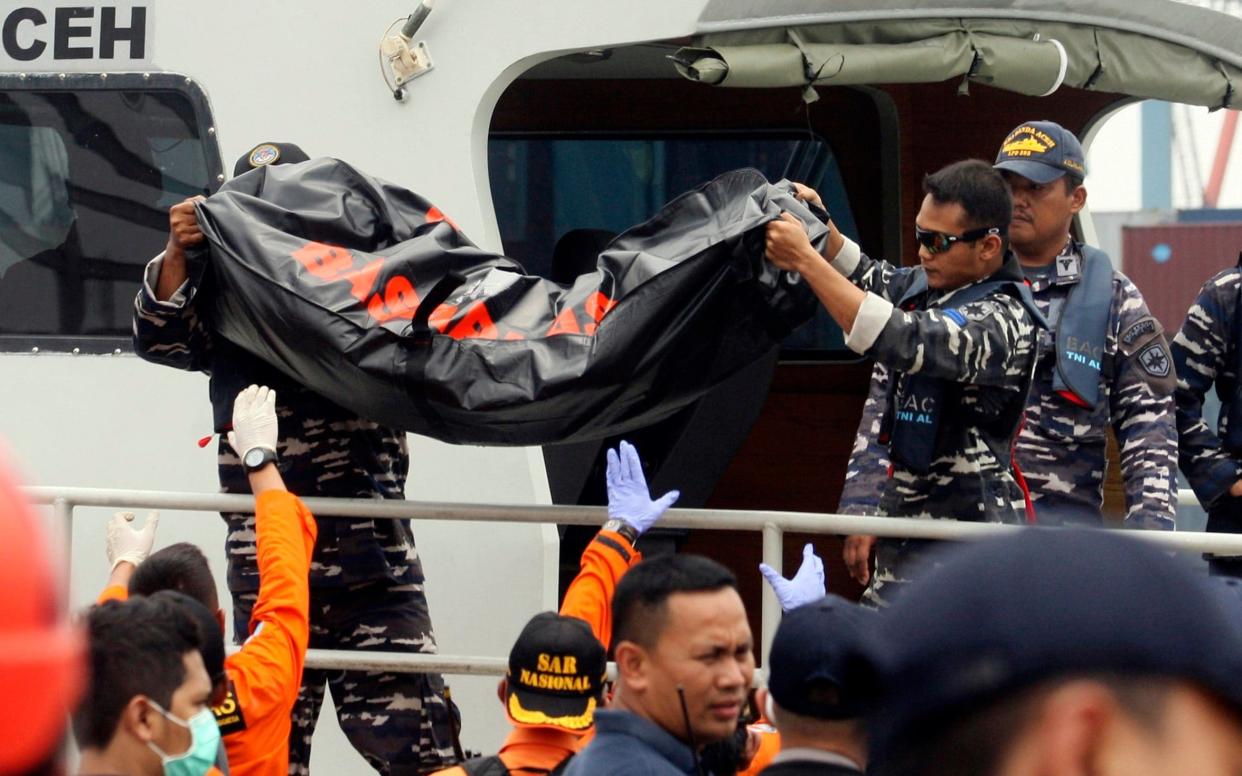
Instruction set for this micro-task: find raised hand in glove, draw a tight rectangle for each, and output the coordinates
[107,510,160,570]
[606,440,679,537]
[227,384,278,458]
[759,543,826,612]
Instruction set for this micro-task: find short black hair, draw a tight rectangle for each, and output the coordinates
[612,554,737,649]
[923,160,1013,235]
[156,590,227,689]
[130,542,219,611]
[73,595,201,749]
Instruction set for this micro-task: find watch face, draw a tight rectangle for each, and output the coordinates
[244,448,266,468]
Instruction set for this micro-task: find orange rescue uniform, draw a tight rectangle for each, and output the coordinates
[98,491,316,776]
[431,528,641,776]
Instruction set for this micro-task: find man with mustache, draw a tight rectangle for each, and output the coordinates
[563,554,754,775]
[841,122,1177,593]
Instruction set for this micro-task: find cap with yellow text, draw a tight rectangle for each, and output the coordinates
[994,120,1086,184]
[505,612,607,732]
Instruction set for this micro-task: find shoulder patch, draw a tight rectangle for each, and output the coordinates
[1118,315,1164,358]
[1121,316,1158,349]
[211,680,247,736]
[1138,342,1170,378]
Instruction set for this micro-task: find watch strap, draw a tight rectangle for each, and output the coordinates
[603,519,639,545]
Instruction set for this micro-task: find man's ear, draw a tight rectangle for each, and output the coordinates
[1018,681,1117,776]
[614,640,650,693]
[215,608,226,634]
[1069,185,1087,216]
[979,232,1005,264]
[123,695,159,743]
[497,678,508,705]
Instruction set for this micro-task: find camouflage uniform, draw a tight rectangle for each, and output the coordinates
[1171,267,1242,573]
[842,241,1177,532]
[133,254,457,775]
[829,238,1042,606]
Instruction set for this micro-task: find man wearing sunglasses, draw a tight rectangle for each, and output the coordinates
[839,124,1177,591]
[765,159,1045,606]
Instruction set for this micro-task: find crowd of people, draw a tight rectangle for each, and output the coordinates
[5,116,1242,776]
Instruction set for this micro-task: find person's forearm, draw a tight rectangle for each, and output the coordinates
[798,250,866,333]
[155,245,188,302]
[106,561,135,590]
[248,464,287,496]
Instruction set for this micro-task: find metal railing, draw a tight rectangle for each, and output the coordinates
[28,485,1233,671]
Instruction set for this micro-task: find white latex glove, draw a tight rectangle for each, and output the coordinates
[759,543,826,612]
[227,384,278,458]
[106,510,160,570]
[606,440,679,536]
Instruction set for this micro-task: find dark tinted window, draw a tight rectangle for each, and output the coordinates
[488,134,859,354]
[0,86,214,342]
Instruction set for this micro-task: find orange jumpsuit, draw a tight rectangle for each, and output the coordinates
[99,491,316,776]
[431,528,641,776]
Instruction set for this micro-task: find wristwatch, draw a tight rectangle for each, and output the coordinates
[242,447,278,472]
[602,518,640,545]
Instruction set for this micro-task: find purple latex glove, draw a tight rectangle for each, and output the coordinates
[759,543,826,612]
[606,440,680,536]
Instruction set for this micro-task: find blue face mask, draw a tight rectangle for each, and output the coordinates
[146,701,221,776]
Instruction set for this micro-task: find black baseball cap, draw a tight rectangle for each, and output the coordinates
[505,612,607,732]
[767,594,877,720]
[994,121,1086,183]
[870,529,1242,763]
[232,141,310,178]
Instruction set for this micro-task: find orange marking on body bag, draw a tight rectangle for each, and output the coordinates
[292,241,353,279]
[583,292,618,335]
[342,259,385,303]
[428,304,458,332]
[546,307,581,336]
[447,302,499,340]
[425,206,459,231]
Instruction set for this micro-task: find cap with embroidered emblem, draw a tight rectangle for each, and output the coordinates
[505,612,606,731]
[232,142,310,178]
[994,120,1086,184]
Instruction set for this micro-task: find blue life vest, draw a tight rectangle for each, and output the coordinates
[880,254,1047,474]
[1050,244,1114,407]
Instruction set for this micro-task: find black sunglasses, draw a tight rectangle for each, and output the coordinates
[914,226,1002,255]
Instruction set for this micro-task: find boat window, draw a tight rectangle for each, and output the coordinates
[488,132,859,354]
[0,77,219,350]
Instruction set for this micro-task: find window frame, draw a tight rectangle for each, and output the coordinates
[0,71,223,354]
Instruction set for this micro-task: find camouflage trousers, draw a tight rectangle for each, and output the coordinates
[861,538,942,608]
[233,579,460,775]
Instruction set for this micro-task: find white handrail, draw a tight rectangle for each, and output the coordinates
[30,485,1230,670]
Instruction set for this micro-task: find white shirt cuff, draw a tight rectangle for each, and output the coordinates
[142,251,191,308]
[845,292,894,354]
[829,236,862,277]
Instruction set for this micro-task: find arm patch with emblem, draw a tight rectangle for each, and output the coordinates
[1119,315,1176,394]
[211,680,248,735]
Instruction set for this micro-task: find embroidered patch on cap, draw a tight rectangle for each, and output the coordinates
[248,143,281,168]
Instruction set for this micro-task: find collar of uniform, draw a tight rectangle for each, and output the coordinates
[1023,238,1079,292]
[592,709,698,772]
[933,250,1026,306]
[498,725,583,768]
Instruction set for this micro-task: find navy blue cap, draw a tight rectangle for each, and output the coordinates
[767,594,877,720]
[232,142,310,178]
[870,530,1242,760]
[994,121,1086,184]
